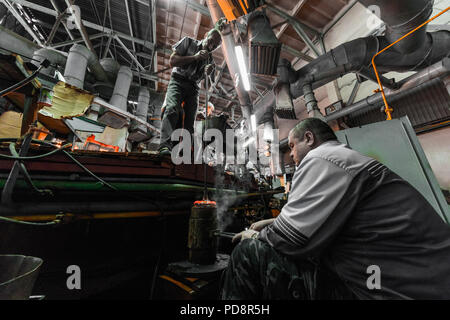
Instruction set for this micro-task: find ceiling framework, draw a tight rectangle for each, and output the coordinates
[1,0,351,117]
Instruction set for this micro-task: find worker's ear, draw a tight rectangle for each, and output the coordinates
[304,130,315,147]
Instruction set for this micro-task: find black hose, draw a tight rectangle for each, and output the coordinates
[0,215,57,226]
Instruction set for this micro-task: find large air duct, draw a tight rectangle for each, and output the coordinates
[281,0,449,99]
[64,44,110,89]
[0,25,38,60]
[100,58,121,80]
[98,65,133,129]
[129,87,151,142]
[109,66,133,111]
[247,10,281,76]
[359,0,433,53]
[64,44,91,88]
[31,48,66,77]
[325,57,450,121]
[206,0,253,122]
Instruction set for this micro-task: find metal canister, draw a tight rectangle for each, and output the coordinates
[188,200,218,265]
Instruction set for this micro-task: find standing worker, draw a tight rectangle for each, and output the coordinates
[158,25,223,156]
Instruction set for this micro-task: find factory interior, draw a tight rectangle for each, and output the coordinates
[0,0,449,300]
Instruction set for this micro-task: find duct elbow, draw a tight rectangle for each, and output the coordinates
[32,48,66,76]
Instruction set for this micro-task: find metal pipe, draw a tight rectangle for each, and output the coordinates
[109,66,133,112]
[29,48,65,76]
[325,57,450,121]
[63,44,91,88]
[134,87,151,133]
[358,0,433,53]
[0,200,194,216]
[0,25,39,59]
[64,44,111,88]
[371,6,450,120]
[206,0,253,121]
[0,179,241,193]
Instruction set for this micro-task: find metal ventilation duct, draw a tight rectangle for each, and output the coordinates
[129,87,151,142]
[97,65,133,129]
[31,48,66,77]
[64,44,110,89]
[100,58,121,80]
[109,66,133,112]
[359,0,434,53]
[247,11,281,76]
[64,44,91,88]
[0,25,38,60]
[281,0,449,100]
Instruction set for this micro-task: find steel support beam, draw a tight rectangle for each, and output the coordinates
[64,0,95,53]
[323,0,358,35]
[0,0,43,46]
[124,0,137,54]
[50,32,106,49]
[49,0,75,40]
[7,0,155,50]
[266,2,320,37]
[115,35,145,71]
[281,44,314,62]
[275,0,308,40]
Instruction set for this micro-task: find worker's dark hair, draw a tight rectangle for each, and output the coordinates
[290,118,337,143]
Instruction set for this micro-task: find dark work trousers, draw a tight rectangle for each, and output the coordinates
[159,75,199,150]
[221,239,356,300]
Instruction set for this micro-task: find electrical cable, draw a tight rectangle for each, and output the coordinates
[0,140,72,159]
[0,64,44,97]
[0,215,57,226]
[0,46,61,69]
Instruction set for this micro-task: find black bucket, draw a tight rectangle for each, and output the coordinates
[0,255,43,300]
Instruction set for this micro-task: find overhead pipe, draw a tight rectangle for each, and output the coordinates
[325,57,450,121]
[64,44,111,89]
[31,48,66,76]
[109,66,133,112]
[206,0,253,122]
[358,0,433,53]
[129,87,152,142]
[277,58,449,147]
[135,87,151,128]
[100,58,121,80]
[283,0,449,99]
[0,25,39,59]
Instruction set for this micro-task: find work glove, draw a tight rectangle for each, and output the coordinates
[232,229,259,243]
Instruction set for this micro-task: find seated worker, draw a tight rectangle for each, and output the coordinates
[223,118,450,299]
[158,27,222,156]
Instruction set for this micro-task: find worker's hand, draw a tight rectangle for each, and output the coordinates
[205,64,214,75]
[250,218,275,231]
[195,50,209,61]
[232,229,259,244]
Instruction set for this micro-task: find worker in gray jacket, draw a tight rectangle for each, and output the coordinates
[158,27,222,155]
[223,117,450,299]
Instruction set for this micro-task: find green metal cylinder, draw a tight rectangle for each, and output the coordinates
[188,203,218,265]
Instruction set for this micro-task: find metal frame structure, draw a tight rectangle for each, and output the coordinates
[0,0,356,116]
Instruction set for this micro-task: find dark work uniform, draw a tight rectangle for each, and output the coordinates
[222,140,450,299]
[159,36,214,150]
